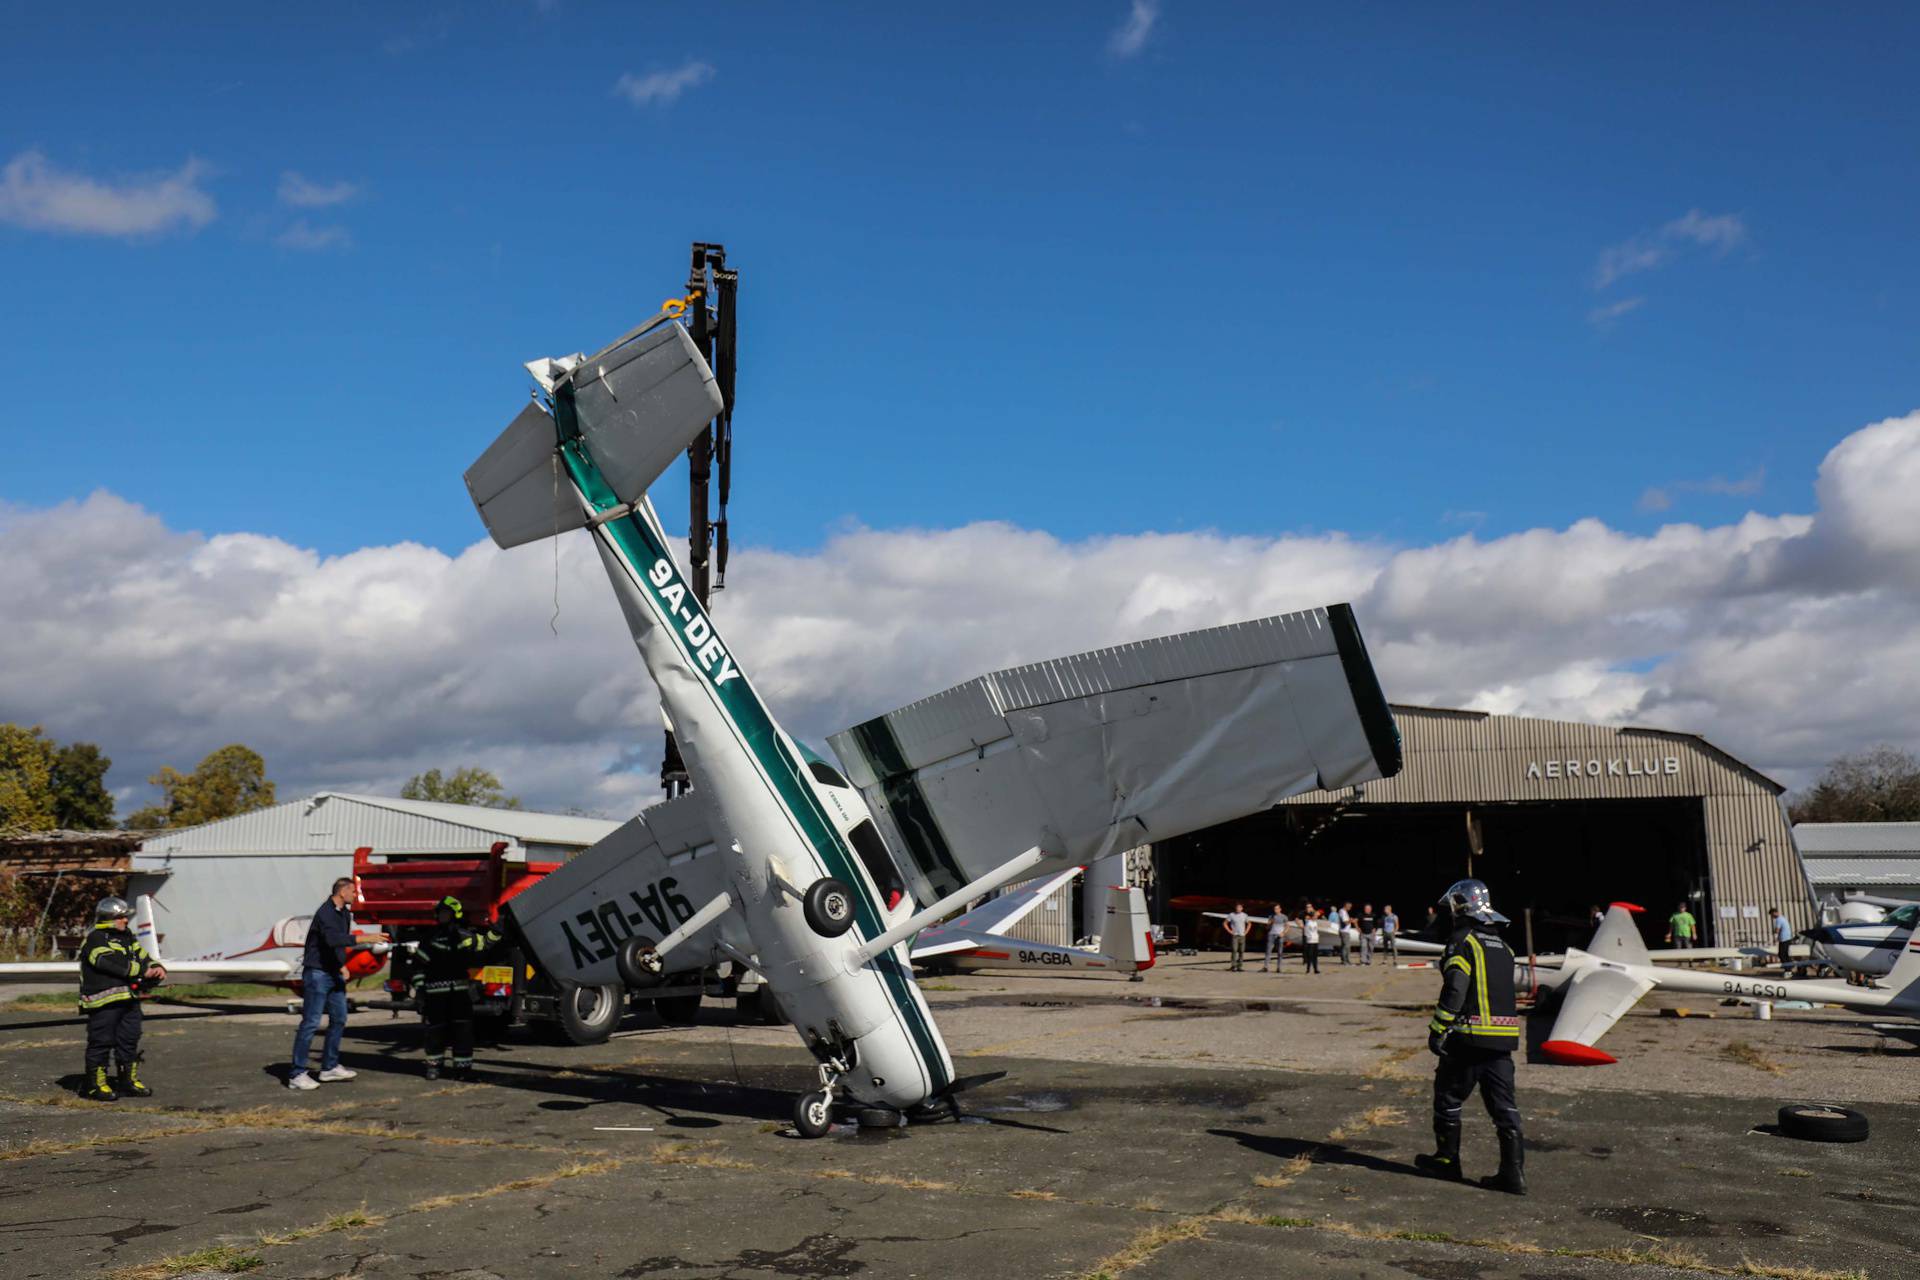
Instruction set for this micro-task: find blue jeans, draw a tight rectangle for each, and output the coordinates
[291,968,349,1075]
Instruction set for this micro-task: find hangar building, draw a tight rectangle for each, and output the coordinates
[128,793,618,959]
[1152,705,1808,953]
[1795,822,1920,904]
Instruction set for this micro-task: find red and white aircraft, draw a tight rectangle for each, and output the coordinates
[911,867,1155,979]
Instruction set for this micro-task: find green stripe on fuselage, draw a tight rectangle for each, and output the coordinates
[556,433,949,1094]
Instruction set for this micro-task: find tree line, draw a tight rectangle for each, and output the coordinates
[0,722,520,836]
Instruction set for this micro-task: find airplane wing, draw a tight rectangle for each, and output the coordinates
[1201,911,1274,931]
[502,792,741,986]
[0,962,81,983]
[910,865,1082,962]
[831,605,1401,904]
[1538,962,1656,1065]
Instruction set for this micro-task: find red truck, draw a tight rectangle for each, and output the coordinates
[352,843,627,1044]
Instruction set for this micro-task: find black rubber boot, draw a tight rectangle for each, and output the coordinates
[82,1066,118,1103]
[1413,1119,1463,1181]
[116,1060,153,1098]
[1481,1130,1526,1195]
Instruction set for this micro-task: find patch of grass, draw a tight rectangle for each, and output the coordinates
[1078,1218,1209,1279]
[2,991,76,1010]
[155,982,283,1001]
[1775,1168,1814,1179]
[255,1205,387,1246]
[1327,1104,1407,1142]
[1009,1188,1060,1200]
[108,1243,265,1279]
[1252,1152,1316,1188]
[1362,1045,1421,1080]
[1261,1216,1314,1228]
[1722,1041,1788,1075]
[652,1141,754,1171]
[812,1169,954,1191]
[408,1157,624,1213]
[921,982,962,991]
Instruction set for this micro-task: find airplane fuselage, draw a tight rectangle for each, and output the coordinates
[563,437,952,1112]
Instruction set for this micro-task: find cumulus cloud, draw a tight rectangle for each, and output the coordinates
[278,172,361,208]
[274,219,352,251]
[0,150,216,238]
[1593,208,1748,290]
[1107,0,1160,58]
[4,412,1918,816]
[613,60,715,107]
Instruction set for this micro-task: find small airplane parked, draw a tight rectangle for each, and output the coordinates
[1536,903,1920,1064]
[0,896,391,993]
[1806,898,1920,979]
[474,303,1402,1134]
[911,867,1154,979]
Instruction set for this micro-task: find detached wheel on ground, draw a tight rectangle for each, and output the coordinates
[653,993,702,1025]
[1778,1103,1869,1143]
[555,979,623,1045]
[794,1089,834,1138]
[803,877,856,938]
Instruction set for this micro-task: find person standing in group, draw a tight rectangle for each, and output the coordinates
[1381,904,1400,963]
[1770,907,1794,969]
[76,896,164,1102]
[289,877,361,1091]
[414,895,504,1079]
[1263,903,1288,973]
[1425,904,1441,937]
[1590,905,1606,934]
[1415,879,1526,1195]
[1665,902,1697,950]
[1359,903,1376,965]
[1337,902,1355,965]
[1301,909,1322,974]
[1224,903,1251,972]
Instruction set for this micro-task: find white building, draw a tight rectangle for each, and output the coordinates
[1795,822,1920,904]
[127,793,620,958]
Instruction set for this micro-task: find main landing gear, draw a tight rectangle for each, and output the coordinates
[802,877,855,938]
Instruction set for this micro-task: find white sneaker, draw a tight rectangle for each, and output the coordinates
[317,1066,357,1083]
[287,1072,320,1091]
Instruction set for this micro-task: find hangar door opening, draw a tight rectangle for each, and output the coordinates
[1153,797,1711,955]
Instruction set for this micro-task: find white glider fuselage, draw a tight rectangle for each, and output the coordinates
[570,450,950,1112]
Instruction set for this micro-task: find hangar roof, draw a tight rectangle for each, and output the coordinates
[136,792,619,860]
[1793,822,1920,856]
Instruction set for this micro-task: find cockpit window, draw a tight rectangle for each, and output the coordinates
[847,819,906,910]
[807,759,851,789]
[1888,904,1920,928]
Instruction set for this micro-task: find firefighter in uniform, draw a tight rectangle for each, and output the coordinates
[413,895,503,1079]
[77,896,165,1101]
[1414,879,1526,1194]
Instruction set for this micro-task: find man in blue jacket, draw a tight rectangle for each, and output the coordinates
[288,877,359,1090]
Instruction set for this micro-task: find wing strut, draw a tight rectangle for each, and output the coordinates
[851,847,1044,966]
[629,891,736,977]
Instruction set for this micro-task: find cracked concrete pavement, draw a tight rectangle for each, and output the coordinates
[2,956,1914,1279]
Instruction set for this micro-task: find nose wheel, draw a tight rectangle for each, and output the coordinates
[794,1087,834,1138]
[802,877,856,937]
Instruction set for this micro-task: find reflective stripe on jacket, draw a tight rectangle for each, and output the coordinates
[1429,925,1520,1049]
[78,926,150,1011]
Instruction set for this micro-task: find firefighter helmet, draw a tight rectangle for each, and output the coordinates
[94,896,133,922]
[1439,879,1508,925]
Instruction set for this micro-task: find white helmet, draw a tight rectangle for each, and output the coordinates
[1439,879,1507,925]
[94,895,133,922]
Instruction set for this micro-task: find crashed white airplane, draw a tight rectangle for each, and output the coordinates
[467,309,1401,1134]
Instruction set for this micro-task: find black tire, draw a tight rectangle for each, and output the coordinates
[615,935,663,989]
[794,1089,834,1138]
[555,980,623,1045]
[653,993,702,1026]
[855,1107,903,1129]
[1778,1103,1869,1143]
[803,878,857,938]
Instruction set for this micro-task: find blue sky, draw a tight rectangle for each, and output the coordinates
[5,3,1915,558]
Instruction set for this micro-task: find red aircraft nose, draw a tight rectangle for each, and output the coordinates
[1540,1039,1616,1066]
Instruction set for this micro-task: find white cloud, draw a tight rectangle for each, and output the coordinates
[1593,208,1748,290]
[275,220,352,251]
[1587,296,1645,328]
[613,60,715,107]
[278,172,361,208]
[0,150,215,238]
[4,412,1918,816]
[1107,0,1160,58]
[1639,465,1765,513]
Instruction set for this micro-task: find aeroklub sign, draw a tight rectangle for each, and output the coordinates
[1526,756,1680,781]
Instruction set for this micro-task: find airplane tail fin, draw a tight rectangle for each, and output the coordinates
[1883,923,1920,1010]
[133,895,163,962]
[1104,886,1155,973]
[1586,903,1650,966]
[466,320,722,549]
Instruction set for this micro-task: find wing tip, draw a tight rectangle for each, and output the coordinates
[1540,1039,1617,1066]
[1610,901,1646,914]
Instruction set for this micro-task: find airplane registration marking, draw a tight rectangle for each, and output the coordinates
[646,558,741,686]
[1722,979,1789,999]
[558,877,697,968]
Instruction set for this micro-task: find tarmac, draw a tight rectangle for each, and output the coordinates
[2,955,1914,1280]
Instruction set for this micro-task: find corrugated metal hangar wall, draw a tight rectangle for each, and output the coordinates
[1156,705,1807,950]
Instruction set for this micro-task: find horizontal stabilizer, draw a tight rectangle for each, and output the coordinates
[465,402,584,549]
[1540,958,1654,1059]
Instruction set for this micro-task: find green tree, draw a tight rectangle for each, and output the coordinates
[127,744,277,830]
[1789,745,1920,824]
[0,724,57,835]
[401,766,522,809]
[50,742,115,830]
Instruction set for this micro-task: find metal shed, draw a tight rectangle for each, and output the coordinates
[127,794,618,959]
[1154,704,1807,950]
[1795,822,1920,902]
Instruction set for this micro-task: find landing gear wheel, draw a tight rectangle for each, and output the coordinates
[556,980,623,1045]
[855,1107,904,1129]
[1778,1103,1870,1143]
[795,1089,834,1138]
[652,993,702,1026]
[615,935,663,989]
[803,878,856,938]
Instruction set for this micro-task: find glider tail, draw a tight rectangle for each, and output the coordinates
[465,319,723,549]
[1885,923,1920,1010]
[133,895,163,963]
[1587,902,1650,966]
[1104,886,1155,974]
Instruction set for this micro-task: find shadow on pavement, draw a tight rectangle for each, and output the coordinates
[1208,1127,1432,1181]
